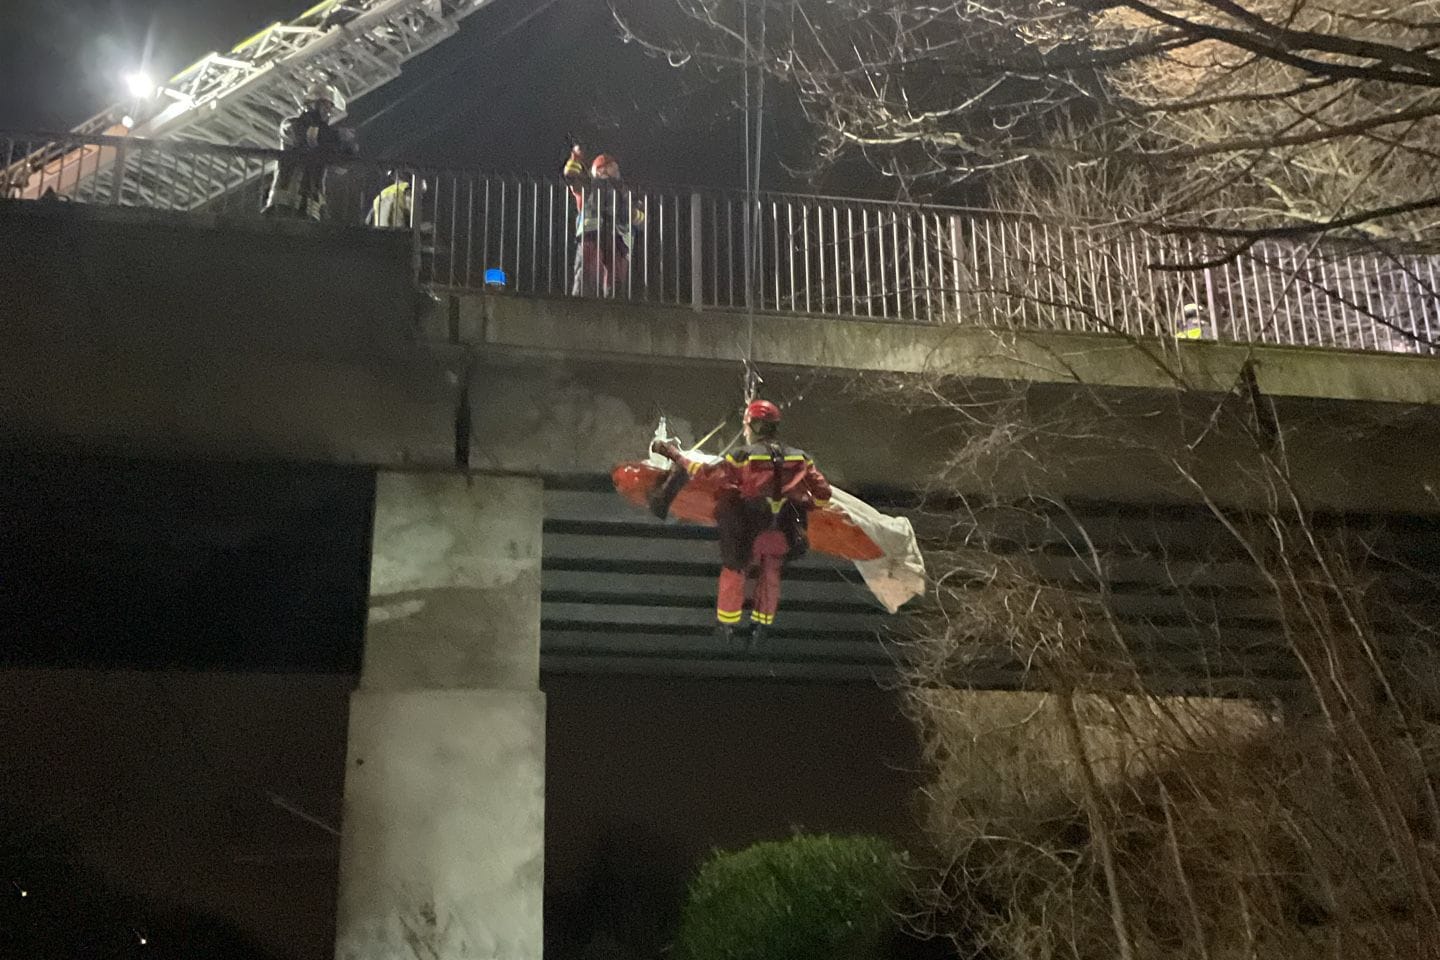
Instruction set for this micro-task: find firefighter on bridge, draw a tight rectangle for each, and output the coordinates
[264,82,357,221]
[563,146,645,297]
[651,400,832,648]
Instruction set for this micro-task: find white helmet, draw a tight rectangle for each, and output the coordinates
[303,81,346,115]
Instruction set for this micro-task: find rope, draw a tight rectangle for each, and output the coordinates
[741,0,767,404]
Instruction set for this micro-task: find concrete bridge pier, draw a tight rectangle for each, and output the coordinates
[335,472,544,960]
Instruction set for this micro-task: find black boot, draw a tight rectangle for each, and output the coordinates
[750,624,770,648]
[715,623,748,650]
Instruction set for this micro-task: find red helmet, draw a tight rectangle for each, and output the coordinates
[591,154,618,176]
[743,399,781,425]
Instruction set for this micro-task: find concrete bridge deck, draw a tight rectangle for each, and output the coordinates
[5,199,1440,499]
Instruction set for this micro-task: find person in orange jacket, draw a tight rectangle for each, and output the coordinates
[563,146,645,297]
[652,399,832,648]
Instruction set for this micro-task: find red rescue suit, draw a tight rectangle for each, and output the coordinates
[562,149,644,297]
[678,442,832,628]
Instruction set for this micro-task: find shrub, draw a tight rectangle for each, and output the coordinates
[674,834,905,960]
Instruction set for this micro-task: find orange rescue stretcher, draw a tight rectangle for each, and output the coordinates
[611,458,926,612]
[612,461,884,560]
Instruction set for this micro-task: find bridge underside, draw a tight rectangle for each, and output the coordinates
[5,451,1439,697]
[539,476,1440,695]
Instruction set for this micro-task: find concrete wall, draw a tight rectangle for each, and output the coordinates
[453,296,1440,516]
[462,293,1440,406]
[362,473,541,691]
[461,346,1440,516]
[336,473,545,960]
[0,201,461,466]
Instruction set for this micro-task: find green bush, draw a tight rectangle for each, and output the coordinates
[674,834,905,960]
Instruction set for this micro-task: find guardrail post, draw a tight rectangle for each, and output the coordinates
[110,138,128,206]
[690,192,703,312]
[411,171,425,287]
[1203,264,1219,334]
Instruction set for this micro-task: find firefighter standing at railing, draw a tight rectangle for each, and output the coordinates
[651,400,833,648]
[264,82,357,221]
[562,145,645,297]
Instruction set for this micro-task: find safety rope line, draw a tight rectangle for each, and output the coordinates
[741,0,767,405]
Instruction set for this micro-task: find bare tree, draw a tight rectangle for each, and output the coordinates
[614,0,1440,241]
[881,333,1440,959]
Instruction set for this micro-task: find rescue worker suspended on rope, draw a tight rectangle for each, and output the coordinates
[563,146,645,297]
[651,399,832,648]
[264,82,357,221]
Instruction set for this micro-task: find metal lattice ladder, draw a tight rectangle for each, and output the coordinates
[14,0,500,210]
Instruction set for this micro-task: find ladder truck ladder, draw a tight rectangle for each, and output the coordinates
[7,0,501,210]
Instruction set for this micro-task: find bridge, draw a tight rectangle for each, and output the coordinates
[6,131,1440,959]
[7,0,1440,952]
[8,129,1440,354]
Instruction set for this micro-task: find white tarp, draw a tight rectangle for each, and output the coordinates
[829,487,927,613]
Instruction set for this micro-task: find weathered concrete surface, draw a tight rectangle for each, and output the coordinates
[462,294,1440,406]
[335,473,544,960]
[337,689,543,960]
[363,473,541,690]
[0,200,461,466]
[462,341,1440,516]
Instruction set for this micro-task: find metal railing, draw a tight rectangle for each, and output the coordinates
[5,130,1438,356]
[1,130,383,219]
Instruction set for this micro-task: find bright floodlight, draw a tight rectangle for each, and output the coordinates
[124,71,155,99]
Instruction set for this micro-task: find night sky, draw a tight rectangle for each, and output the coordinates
[0,0,305,132]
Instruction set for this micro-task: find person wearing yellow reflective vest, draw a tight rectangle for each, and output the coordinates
[563,146,645,297]
[366,178,413,229]
[1176,301,1206,339]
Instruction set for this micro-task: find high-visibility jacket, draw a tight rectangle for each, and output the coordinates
[568,182,645,248]
[679,442,832,510]
[679,440,831,569]
[368,181,413,228]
